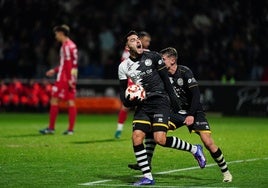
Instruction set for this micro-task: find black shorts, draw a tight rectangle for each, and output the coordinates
[132,95,170,133]
[169,111,211,133]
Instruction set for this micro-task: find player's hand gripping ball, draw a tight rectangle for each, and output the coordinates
[125,84,146,101]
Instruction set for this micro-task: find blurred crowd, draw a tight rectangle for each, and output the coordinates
[0,0,267,82]
[0,78,52,111]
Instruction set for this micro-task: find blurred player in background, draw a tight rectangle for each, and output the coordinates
[39,24,78,135]
[115,31,151,138]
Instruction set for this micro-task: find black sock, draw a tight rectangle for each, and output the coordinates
[145,132,156,164]
[134,144,151,175]
[210,148,229,173]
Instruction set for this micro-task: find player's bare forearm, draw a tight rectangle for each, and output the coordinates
[46,69,55,77]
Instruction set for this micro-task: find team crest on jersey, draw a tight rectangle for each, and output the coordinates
[177,78,183,86]
[145,59,152,66]
[158,59,163,65]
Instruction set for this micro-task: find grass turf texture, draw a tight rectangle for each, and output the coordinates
[0,113,267,187]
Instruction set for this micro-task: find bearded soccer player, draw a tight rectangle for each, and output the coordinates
[115,31,151,138]
[118,31,206,186]
[39,24,78,135]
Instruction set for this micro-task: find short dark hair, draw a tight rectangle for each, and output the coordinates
[160,47,178,59]
[123,30,138,44]
[53,24,70,36]
[138,31,151,39]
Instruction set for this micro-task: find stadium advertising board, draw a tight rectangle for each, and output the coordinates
[77,80,268,116]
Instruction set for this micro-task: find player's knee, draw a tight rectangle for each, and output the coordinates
[132,131,145,145]
[153,136,166,146]
[153,131,167,145]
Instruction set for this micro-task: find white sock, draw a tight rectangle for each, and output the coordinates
[117,123,123,131]
[144,173,153,180]
[191,145,197,154]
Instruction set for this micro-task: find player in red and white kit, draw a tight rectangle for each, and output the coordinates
[115,31,151,138]
[40,24,78,135]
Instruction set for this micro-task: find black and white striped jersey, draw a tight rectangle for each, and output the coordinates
[118,51,167,98]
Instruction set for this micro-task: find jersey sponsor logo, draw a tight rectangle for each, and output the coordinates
[177,78,183,86]
[154,113,163,118]
[145,59,152,66]
[196,121,208,125]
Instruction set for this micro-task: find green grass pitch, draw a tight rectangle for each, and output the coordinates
[0,112,267,187]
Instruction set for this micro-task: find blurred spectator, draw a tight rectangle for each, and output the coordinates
[34,37,49,78]
[98,26,116,65]
[3,36,20,78]
[0,0,267,81]
[0,31,4,78]
[261,66,268,82]
[47,42,59,70]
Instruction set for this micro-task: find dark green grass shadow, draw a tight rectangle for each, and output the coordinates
[71,138,128,144]
[98,173,217,186]
[155,174,217,186]
[3,133,46,138]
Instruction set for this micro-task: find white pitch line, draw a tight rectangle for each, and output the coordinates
[144,157,268,176]
[78,179,112,185]
[79,157,268,186]
[80,184,237,188]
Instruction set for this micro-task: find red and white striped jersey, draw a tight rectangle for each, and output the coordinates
[54,39,78,83]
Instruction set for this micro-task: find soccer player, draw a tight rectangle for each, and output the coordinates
[163,47,232,182]
[118,31,206,186]
[39,24,78,135]
[115,31,151,138]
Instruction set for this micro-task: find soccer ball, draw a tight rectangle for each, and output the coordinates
[125,84,146,101]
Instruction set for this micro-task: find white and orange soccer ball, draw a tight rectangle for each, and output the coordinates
[125,84,146,101]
